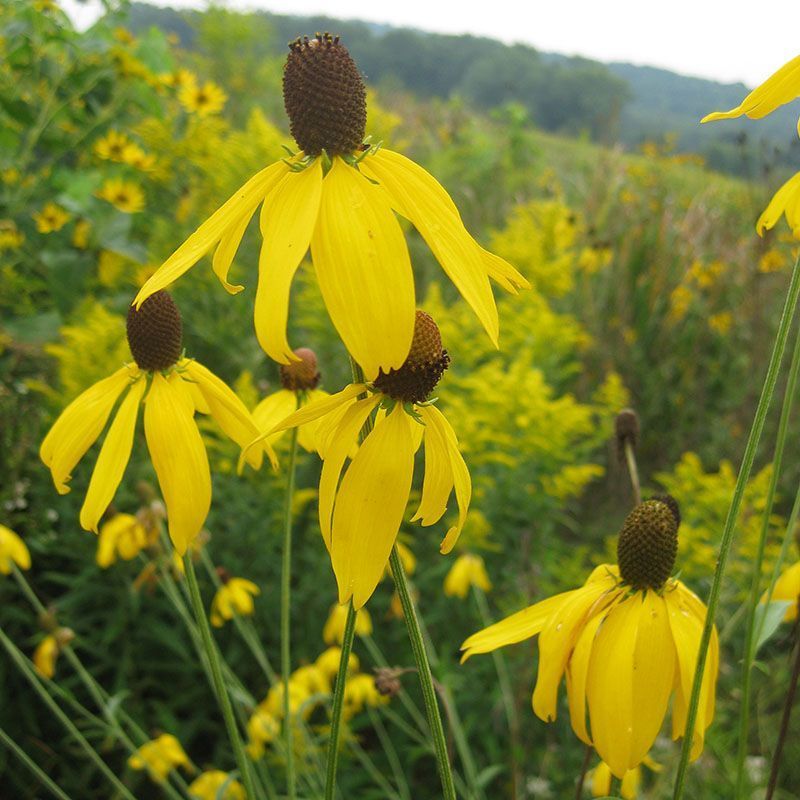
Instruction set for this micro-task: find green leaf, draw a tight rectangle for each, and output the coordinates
[753,601,792,656]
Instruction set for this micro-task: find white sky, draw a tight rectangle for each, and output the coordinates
[62,0,800,87]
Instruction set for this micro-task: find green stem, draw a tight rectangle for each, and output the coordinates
[282,426,299,800]
[183,554,258,800]
[623,439,641,505]
[368,707,412,800]
[324,601,357,800]
[0,628,137,800]
[672,254,800,798]
[0,723,73,800]
[735,315,800,797]
[390,547,457,800]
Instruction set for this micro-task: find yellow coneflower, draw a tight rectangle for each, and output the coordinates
[159,68,197,91]
[210,575,260,627]
[128,733,190,782]
[0,221,24,251]
[251,311,471,608]
[245,706,280,759]
[343,672,388,720]
[96,512,157,568]
[134,34,527,379]
[178,80,228,116]
[33,627,73,679]
[316,645,359,680]
[591,755,661,799]
[0,525,31,574]
[187,771,245,800]
[40,291,276,555]
[96,178,145,213]
[762,561,800,622]
[323,602,372,644]
[33,202,70,233]
[443,553,492,599]
[121,143,156,172]
[462,497,719,779]
[71,219,91,249]
[94,130,130,161]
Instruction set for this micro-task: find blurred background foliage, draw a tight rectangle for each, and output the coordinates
[2,1,800,798]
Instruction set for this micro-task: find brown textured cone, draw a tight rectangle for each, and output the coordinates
[283,33,367,156]
[126,290,183,371]
[615,407,639,462]
[280,347,321,391]
[617,496,679,590]
[373,310,450,403]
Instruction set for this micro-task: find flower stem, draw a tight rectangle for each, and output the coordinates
[282,426,299,800]
[734,315,800,797]
[623,439,641,505]
[0,723,73,800]
[324,600,357,800]
[390,547,457,800]
[183,553,258,800]
[672,254,800,799]
[575,744,593,800]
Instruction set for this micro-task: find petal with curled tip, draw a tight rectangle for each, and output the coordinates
[756,171,800,237]
[411,406,453,527]
[251,389,297,447]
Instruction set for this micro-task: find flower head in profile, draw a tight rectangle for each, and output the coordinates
[128,733,190,782]
[40,291,275,555]
[187,770,245,800]
[591,755,661,799]
[250,310,471,608]
[762,561,800,622]
[133,34,528,379]
[323,602,373,644]
[246,706,281,760]
[33,627,73,679]
[0,525,31,574]
[210,573,260,627]
[443,552,492,599]
[461,497,718,779]
[343,672,389,720]
[96,512,158,568]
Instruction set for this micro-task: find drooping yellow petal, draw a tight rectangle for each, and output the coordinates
[297,389,330,453]
[533,579,620,723]
[701,55,800,123]
[311,157,415,379]
[319,396,381,551]
[251,389,298,447]
[362,148,500,346]
[134,161,288,306]
[481,246,531,292]
[182,360,275,470]
[460,592,570,662]
[331,404,415,608]
[254,160,323,363]
[629,591,675,767]
[586,593,639,778]
[0,525,31,573]
[756,171,800,237]
[766,561,800,622]
[79,375,146,532]
[144,372,210,555]
[412,405,453,526]
[41,366,135,494]
[566,604,607,745]
[211,211,250,293]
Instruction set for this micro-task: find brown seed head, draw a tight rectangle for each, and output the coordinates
[279,347,321,391]
[373,311,450,403]
[373,667,404,698]
[283,33,367,156]
[615,407,640,462]
[617,496,680,590]
[126,291,183,371]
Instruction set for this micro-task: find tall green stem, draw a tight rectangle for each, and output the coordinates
[735,316,800,797]
[0,723,73,800]
[183,554,258,800]
[672,255,800,798]
[282,426,299,800]
[324,600,357,800]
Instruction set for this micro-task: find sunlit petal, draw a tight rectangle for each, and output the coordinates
[757,171,800,237]
[566,603,607,745]
[251,389,298,447]
[411,406,453,526]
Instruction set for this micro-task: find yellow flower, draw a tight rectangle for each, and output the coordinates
[210,577,260,627]
[756,171,800,238]
[160,68,197,91]
[121,143,156,172]
[187,770,245,800]
[128,733,190,782]
[33,202,70,233]
[291,663,331,696]
[96,512,157,568]
[94,130,130,161]
[179,80,227,116]
[33,636,59,678]
[443,553,492,599]
[71,219,91,249]
[0,525,31,573]
[134,35,526,379]
[0,221,24,251]
[343,673,388,719]
[40,292,275,555]
[708,312,733,336]
[461,498,718,779]
[323,602,372,644]
[246,707,280,759]
[702,55,800,136]
[263,681,312,720]
[97,178,145,213]
[759,248,786,273]
[252,311,471,608]
[591,755,661,799]
[316,646,359,680]
[762,561,800,622]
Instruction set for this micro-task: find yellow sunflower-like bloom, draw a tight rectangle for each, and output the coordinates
[443,552,492,599]
[33,202,70,233]
[701,55,800,136]
[40,291,275,556]
[187,770,245,800]
[590,753,661,799]
[94,130,130,161]
[128,733,190,782]
[0,525,31,573]
[96,512,157,568]
[462,497,718,779]
[323,602,373,644]
[343,673,389,720]
[246,706,280,759]
[178,80,228,117]
[756,171,800,238]
[762,561,800,622]
[33,635,59,678]
[251,311,471,608]
[97,178,145,213]
[133,34,527,380]
[316,645,359,680]
[210,576,260,627]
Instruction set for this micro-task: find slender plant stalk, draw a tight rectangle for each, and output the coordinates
[735,317,800,797]
[765,603,800,800]
[368,707,412,800]
[0,723,73,800]
[623,439,641,505]
[575,744,593,800]
[0,628,137,800]
[183,554,258,800]
[390,547,457,800]
[324,600,357,800]
[282,426,300,800]
[672,254,800,799]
